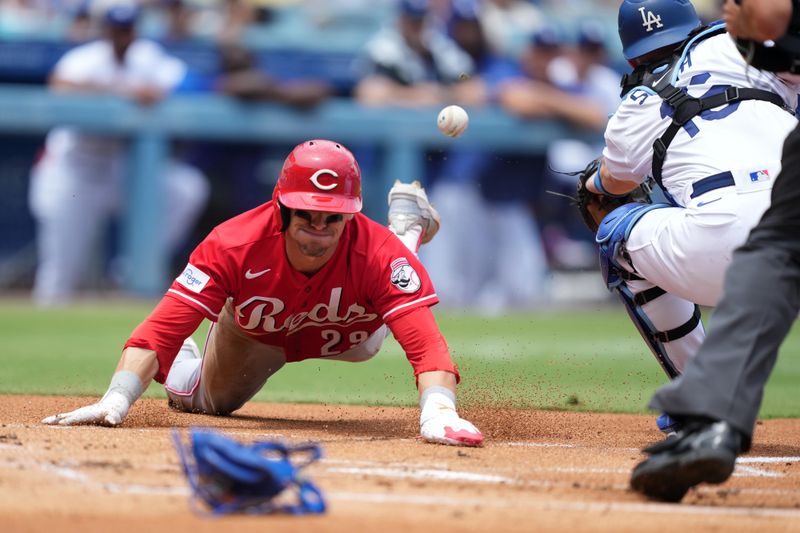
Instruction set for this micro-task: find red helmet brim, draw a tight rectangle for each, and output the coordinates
[277,191,362,214]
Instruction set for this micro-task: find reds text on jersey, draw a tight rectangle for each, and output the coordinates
[167,202,438,361]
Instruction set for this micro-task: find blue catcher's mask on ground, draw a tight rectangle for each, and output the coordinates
[172,428,326,515]
[618,0,701,61]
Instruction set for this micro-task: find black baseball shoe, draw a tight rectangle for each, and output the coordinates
[630,419,745,503]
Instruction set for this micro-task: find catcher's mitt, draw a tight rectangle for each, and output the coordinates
[572,157,651,233]
[172,428,326,515]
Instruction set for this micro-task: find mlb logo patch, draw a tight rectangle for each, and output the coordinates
[750,169,770,182]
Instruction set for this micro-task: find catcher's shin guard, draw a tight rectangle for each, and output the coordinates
[596,203,705,378]
[613,281,704,378]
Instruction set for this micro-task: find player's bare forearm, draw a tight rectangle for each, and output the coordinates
[585,158,641,196]
[417,370,457,397]
[724,0,792,41]
[115,347,159,389]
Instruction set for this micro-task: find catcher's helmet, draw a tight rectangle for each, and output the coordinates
[618,0,700,61]
[273,140,362,214]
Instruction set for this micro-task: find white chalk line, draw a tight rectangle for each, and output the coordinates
[326,466,512,484]
[733,465,784,478]
[739,456,800,463]
[4,455,800,517]
[11,455,800,519]
[328,491,800,519]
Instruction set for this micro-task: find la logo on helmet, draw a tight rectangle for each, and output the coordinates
[309,169,338,191]
[638,6,663,32]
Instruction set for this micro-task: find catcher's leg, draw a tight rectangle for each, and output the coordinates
[596,203,705,378]
[165,299,286,415]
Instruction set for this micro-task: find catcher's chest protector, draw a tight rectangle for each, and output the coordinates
[619,23,793,187]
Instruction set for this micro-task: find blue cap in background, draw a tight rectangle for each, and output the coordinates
[577,20,606,49]
[530,26,563,49]
[450,0,480,22]
[104,4,140,27]
[399,0,429,19]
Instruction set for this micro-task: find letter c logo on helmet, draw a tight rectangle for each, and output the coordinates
[273,140,362,214]
[309,169,339,191]
[618,0,700,60]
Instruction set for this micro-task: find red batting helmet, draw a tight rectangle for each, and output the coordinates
[273,140,362,214]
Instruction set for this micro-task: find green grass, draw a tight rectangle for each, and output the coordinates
[1,299,799,417]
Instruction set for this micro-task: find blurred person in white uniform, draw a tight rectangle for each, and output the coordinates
[29,5,209,306]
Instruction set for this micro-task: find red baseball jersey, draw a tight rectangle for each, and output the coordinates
[166,201,439,362]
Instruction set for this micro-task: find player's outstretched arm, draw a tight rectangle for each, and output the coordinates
[417,371,484,447]
[387,307,484,446]
[42,347,158,427]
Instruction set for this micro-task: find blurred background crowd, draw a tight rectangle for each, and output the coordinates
[0,0,725,313]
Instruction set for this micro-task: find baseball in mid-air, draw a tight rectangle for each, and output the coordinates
[437,105,469,138]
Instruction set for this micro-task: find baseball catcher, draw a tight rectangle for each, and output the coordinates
[172,429,325,515]
[578,0,798,438]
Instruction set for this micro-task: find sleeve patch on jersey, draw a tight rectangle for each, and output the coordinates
[390,257,421,293]
[176,263,211,294]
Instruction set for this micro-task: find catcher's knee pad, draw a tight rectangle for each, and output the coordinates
[595,202,671,288]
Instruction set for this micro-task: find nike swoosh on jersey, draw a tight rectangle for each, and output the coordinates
[244,268,271,279]
[697,197,722,207]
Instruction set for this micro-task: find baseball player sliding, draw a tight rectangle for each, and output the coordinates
[43,139,483,447]
[576,0,798,434]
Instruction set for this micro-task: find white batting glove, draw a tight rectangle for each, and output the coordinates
[419,386,484,447]
[42,371,142,427]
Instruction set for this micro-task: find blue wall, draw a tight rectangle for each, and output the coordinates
[0,86,602,295]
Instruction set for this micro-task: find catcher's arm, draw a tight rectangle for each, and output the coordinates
[585,158,641,196]
[573,156,652,234]
[42,348,157,427]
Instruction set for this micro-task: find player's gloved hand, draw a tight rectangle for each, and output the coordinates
[419,386,484,447]
[42,391,131,426]
[42,370,143,427]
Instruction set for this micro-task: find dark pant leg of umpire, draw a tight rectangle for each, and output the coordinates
[649,125,800,440]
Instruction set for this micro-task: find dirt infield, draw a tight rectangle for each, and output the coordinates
[1,395,799,532]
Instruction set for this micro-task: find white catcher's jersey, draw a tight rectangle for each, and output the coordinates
[44,39,186,170]
[603,32,799,206]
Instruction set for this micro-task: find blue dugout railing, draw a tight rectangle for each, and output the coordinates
[0,85,601,295]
